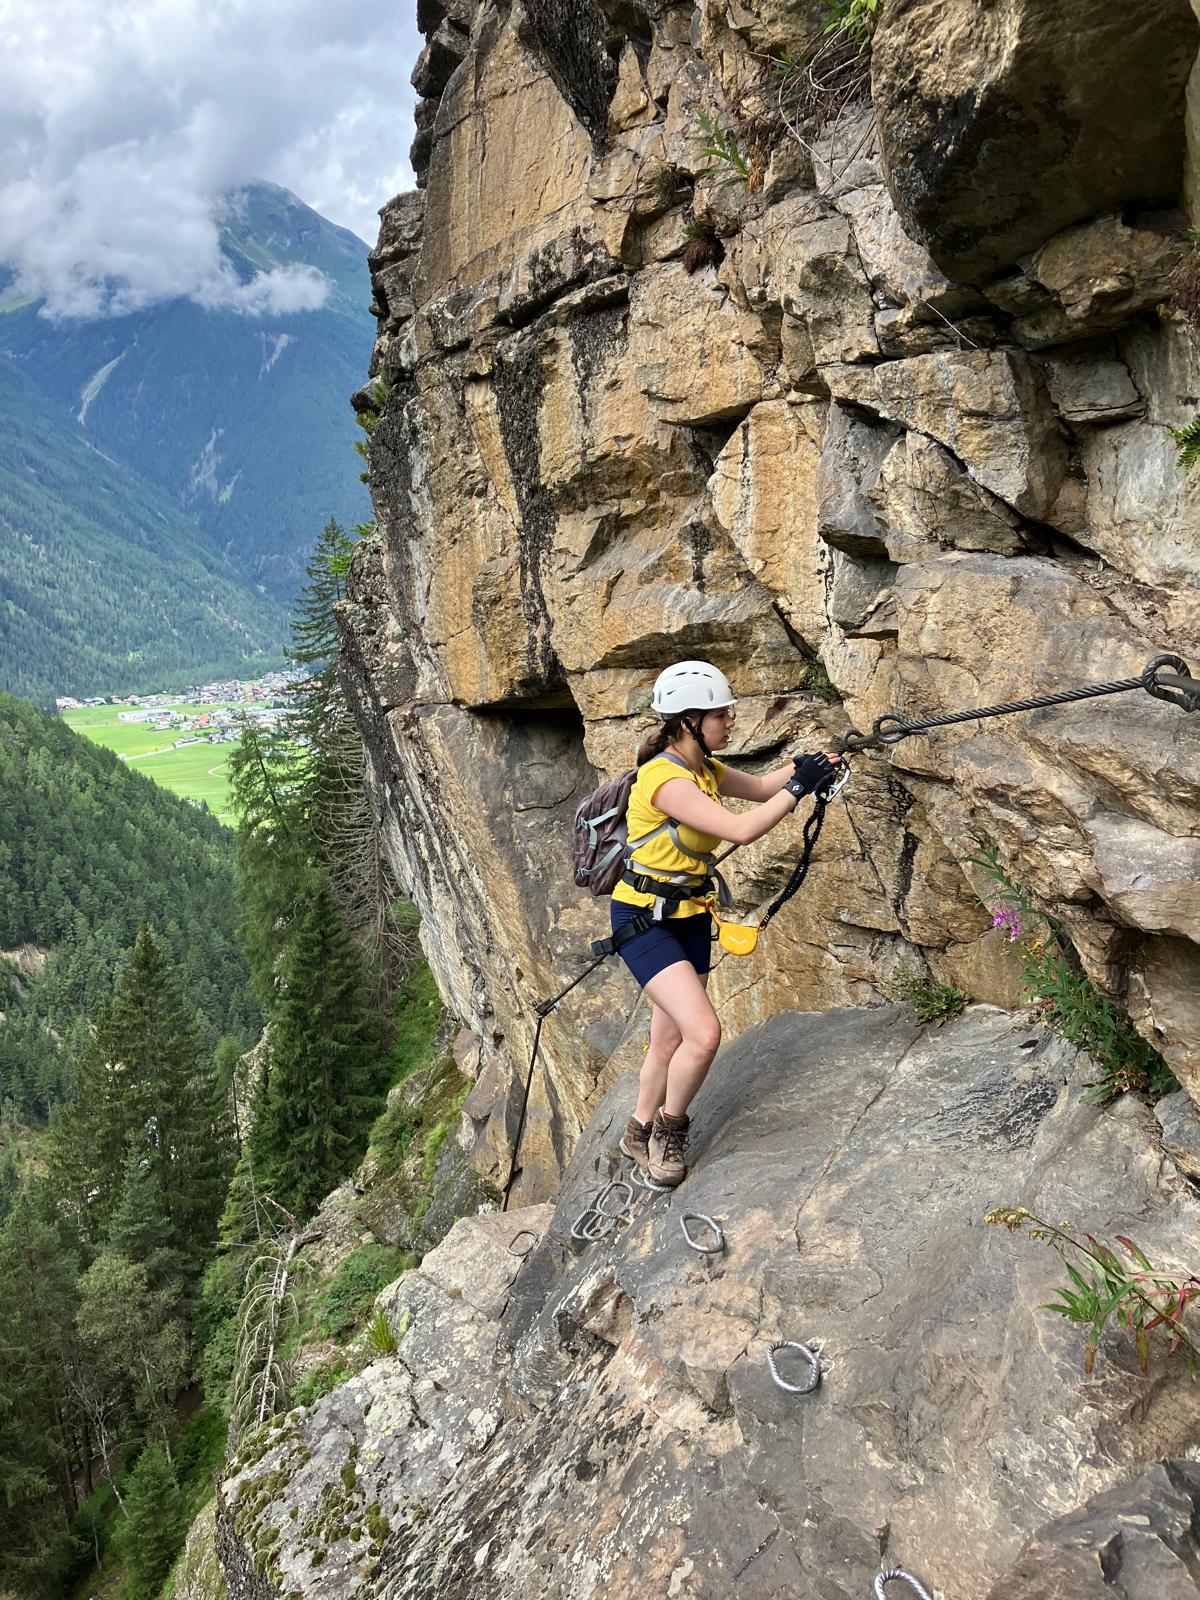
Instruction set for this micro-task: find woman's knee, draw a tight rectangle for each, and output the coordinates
[684,1012,721,1059]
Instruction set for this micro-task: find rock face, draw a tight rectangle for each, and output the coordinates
[871,0,1199,279]
[216,1007,1200,1600]
[338,0,1200,1194]
[990,1459,1200,1599]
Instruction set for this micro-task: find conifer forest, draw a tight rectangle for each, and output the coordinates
[0,522,431,1599]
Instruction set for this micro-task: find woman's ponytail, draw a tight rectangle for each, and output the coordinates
[637,714,686,766]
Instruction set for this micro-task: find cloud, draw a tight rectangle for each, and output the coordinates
[0,0,422,320]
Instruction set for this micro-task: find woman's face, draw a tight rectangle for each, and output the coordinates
[699,704,736,750]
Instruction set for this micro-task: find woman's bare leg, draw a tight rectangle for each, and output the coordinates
[642,960,721,1118]
[633,1001,684,1124]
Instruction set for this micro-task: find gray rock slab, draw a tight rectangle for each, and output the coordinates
[218,1006,1200,1600]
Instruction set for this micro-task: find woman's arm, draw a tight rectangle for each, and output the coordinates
[718,762,793,802]
[651,777,798,848]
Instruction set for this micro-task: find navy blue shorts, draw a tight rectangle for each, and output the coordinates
[611,902,713,987]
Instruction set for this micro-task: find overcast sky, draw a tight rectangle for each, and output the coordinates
[0,0,422,319]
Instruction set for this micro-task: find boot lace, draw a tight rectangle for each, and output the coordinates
[659,1119,688,1165]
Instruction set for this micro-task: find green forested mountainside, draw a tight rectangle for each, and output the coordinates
[0,183,373,596]
[0,527,442,1600]
[0,694,259,1116]
[0,355,289,706]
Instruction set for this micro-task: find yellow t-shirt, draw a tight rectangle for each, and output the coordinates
[611,754,727,918]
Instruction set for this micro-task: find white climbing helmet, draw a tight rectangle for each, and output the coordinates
[651,660,736,716]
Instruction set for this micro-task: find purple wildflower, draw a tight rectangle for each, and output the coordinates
[992,906,1022,941]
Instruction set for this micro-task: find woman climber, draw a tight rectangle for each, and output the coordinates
[614,660,843,1188]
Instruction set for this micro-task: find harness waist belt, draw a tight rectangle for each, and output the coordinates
[620,869,713,902]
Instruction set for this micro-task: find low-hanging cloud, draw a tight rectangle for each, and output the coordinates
[0,0,421,321]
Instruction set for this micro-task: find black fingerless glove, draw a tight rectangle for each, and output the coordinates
[784,752,836,801]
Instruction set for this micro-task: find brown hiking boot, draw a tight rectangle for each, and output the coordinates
[648,1109,689,1187]
[619,1115,651,1176]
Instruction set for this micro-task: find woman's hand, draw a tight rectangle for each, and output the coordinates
[786,751,843,798]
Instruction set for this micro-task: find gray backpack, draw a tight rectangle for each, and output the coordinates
[572,769,637,895]
[571,754,700,897]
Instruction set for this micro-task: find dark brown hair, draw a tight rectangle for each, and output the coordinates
[637,712,691,766]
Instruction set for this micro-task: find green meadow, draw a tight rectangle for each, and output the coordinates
[62,703,241,821]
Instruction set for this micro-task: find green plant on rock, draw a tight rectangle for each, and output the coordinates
[823,0,881,46]
[316,1244,417,1342]
[803,658,837,703]
[968,843,1177,1104]
[353,373,391,483]
[290,1355,352,1409]
[894,971,969,1024]
[366,1307,398,1357]
[987,1208,1200,1378]
[1172,416,1200,472]
[692,109,750,188]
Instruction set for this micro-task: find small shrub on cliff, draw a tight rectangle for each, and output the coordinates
[771,0,876,173]
[682,222,724,275]
[353,373,391,483]
[987,1209,1200,1378]
[969,844,1176,1103]
[316,1244,417,1342]
[1172,416,1200,472]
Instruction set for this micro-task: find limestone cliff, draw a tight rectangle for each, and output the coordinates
[338,0,1200,1206]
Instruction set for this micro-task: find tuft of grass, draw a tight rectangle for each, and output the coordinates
[366,1307,398,1357]
[682,222,723,275]
[894,972,969,1024]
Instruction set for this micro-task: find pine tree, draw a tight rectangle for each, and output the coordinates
[115,1444,185,1600]
[49,926,229,1274]
[227,721,309,1003]
[284,519,413,995]
[75,1253,189,1464]
[249,880,384,1219]
[0,1183,81,1592]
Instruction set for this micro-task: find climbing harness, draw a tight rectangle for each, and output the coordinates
[837,653,1198,753]
[874,1570,934,1600]
[767,1339,823,1394]
[570,1177,636,1244]
[679,1212,725,1254]
[507,1229,539,1258]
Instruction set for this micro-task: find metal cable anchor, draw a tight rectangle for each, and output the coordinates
[874,1569,934,1600]
[766,1339,822,1394]
[679,1212,725,1254]
[507,1229,539,1258]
